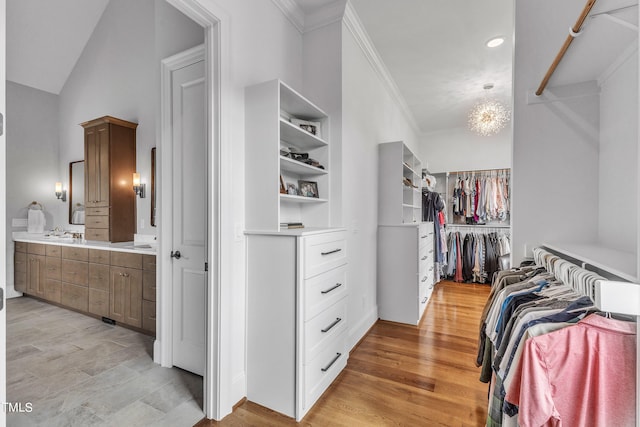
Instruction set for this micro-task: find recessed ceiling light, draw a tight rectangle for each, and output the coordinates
[486,37,505,48]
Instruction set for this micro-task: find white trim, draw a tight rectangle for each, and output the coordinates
[304,0,347,33]
[342,3,421,134]
[271,0,305,33]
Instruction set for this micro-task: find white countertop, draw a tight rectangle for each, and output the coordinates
[244,227,346,236]
[13,232,157,255]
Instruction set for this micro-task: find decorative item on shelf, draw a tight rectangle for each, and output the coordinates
[468,83,511,136]
[279,175,286,194]
[133,173,146,198]
[286,183,299,195]
[55,182,67,202]
[280,222,304,229]
[402,177,417,188]
[291,118,321,137]
[298,180,319,198]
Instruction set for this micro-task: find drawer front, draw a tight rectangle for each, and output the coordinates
[143,271,156,302]
[86,207,110,216]
[45,257,62,280]
[304,265,347,321]
[111,252,143,269]
[89,263,110,291]
[303,331,347,412]
[419,228,434,249]
[304,297,347,363]
[45,245,62,257]
[62,246,89,262]
[85,228,109,242]
[15,270,27,292]
[15,241,27,253]
[27,243,46,256]
[419,283,429,316]
[86,215,109,229]
[142,255,156,271]
[89,249,110,265]
[62,259,89,286]
[45,279,61,303]
[14,252,27,274]
[303,232,347,279]
[142,300,156,333]
[419,243,434,265]
[88,289,109,317]
[61,282,89,312]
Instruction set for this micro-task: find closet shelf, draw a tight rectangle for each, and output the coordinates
[543,242,637,282]
[280,156,328,176]
[402,203,420,209]
[280,119,327,150]
[402,162,420,177]
[280,194,328,204]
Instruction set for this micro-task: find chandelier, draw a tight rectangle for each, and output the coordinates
[468,84,510,136]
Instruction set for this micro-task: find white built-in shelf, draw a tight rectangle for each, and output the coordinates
[402,204,420,209]
[280,119,327,150]
[402,162,420,177]
[280,194,328,204]
[543,242,637,283]
[280,156,328,175]
[279,83,326,118]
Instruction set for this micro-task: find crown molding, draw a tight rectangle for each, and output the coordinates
[271,0,305,33]
[343,3,421,133]
[304,0,347,33]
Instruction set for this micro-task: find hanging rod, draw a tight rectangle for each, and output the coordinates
[535,0,598,96]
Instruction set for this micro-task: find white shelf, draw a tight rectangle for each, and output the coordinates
[280,81,328,119]
[280,119,327,151]
[402,204,420,209]
[280,194,328,204]
[402,162,420,177]
[280,156,328,176]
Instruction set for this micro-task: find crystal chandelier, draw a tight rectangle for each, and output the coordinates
[468,84,511,136]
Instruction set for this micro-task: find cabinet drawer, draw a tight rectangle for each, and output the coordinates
[143,271,156,302]
[45,245,62,257]
[304,265,347,321]
[45,257,62,280]
[303,331,347,411]
[111,252,143,269]
[62,259,89,286]
[61,282,89,312]
[419,244,434,265]
[89,263,110,291]
[27,243,46,255]
[14,252,27,274]
[85,228,109,241]
[89,249,110,265]
[304,297,347,363]
[88,289,109,317]
[15,241,27,253]
[303,232,347,279]
[62,246,89,262]
[86,215,109,229]
[86,207,110,216]
[419,229,434,249]
[142,300,156,333]
[142,255,156,271]
[45,279,61,303]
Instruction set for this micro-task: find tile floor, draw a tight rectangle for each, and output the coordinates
[6,297,204,427]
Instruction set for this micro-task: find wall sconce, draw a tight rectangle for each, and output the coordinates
[133,173,146,198]
[55,182,67,202]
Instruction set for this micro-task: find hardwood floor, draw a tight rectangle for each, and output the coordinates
[198,280,491,426]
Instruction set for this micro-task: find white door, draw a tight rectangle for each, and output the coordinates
[0,0,6,424]
[170,57,206,376]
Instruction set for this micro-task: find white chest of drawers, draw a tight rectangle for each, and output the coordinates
[246,228,348,421]
[377,222,435,325]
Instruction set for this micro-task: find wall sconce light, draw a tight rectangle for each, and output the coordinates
[133,173,146,198]
[55,182,67,202]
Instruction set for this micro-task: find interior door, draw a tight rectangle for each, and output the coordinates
[0,0,7,424]
[171,57,206,376]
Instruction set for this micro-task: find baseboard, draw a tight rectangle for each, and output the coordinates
[6,283,23,299]
[231,371,246,411]
[348,305,378,351]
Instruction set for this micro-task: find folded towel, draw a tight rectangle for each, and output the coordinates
[28,209,45,233]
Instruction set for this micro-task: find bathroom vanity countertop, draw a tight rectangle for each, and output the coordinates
[13,232,157,255]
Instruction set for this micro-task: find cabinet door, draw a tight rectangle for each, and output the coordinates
[110,266,142,327]
[27,255,46,297]
[14,251,27,292]
[85,124,110,208]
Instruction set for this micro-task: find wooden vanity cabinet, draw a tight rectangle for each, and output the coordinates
[88,249,110,317]
[110,252,143,328]
[26,243,46,299]
[14,242,27,292]
[82,116,138,243]
[142,254,157,333]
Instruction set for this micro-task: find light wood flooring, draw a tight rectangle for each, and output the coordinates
[198,280,491,426]
[6,296,204,427]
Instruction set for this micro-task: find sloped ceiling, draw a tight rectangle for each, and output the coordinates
[7,0,109,95]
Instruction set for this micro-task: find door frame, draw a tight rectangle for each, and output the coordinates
[160,0,231,420]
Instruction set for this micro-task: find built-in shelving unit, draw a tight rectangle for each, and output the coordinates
[379,141,422,225]
[245,79,330,231]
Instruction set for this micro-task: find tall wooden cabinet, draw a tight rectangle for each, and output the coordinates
[82,116,137,242]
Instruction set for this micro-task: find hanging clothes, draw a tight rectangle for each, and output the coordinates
[422,189,446,263]
[444,230,510,284]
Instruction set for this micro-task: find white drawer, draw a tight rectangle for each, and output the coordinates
[304,297,347,362]
[303,232,347,279]
[303,330,347,412]
[419,229,434,249]
[419,243,434,264]
[304,265,347,321]
[419,257,434,279]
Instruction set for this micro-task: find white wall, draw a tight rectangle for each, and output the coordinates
[598,50,638,254]
[58,0,203,235]
[5,82,61,297]
[419,126,511,173]
[342,20,421,346]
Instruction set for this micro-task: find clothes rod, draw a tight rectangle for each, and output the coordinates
[535,0,598,96]
[446,168,510,175]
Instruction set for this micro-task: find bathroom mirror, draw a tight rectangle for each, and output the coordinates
[151,147,156,227]
[69,160,85,225]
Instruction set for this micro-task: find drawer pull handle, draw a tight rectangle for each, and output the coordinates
[321,248,342,256]
[421,256,427,261]
[421,276,427,283]
[422,297,428,304]
[421,235,428,239]
[429,266,433,272]
[428,249,433,254]
[321,318,342,333]
[321,283,343,294]
[321,352,342,372]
